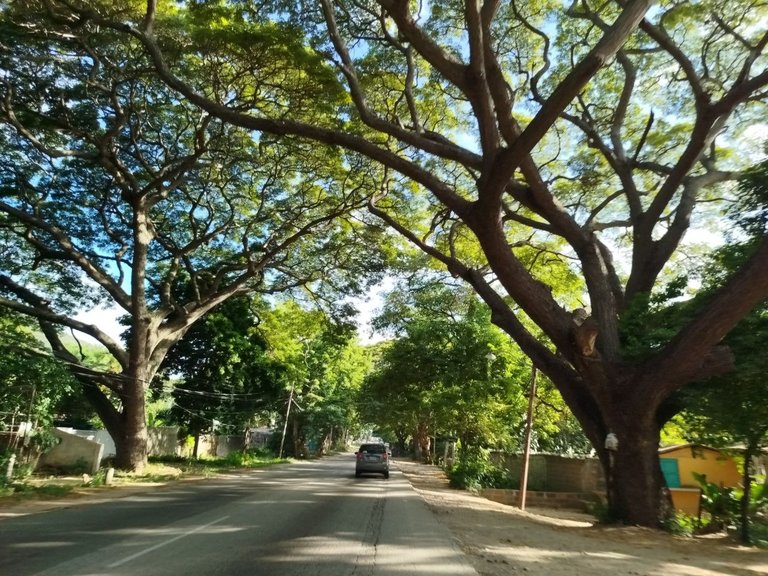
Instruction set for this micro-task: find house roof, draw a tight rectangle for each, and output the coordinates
[658,443,726,455]
[659,442,768,455]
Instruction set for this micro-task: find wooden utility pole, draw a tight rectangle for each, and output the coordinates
[278,384,294,459]
[518,366,537,511]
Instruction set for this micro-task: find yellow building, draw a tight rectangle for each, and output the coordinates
[659,444,743,515]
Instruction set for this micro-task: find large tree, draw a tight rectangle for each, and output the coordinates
[7,0,768,525]
[0,4,380,470]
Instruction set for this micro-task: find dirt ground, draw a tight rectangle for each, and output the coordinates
[396,459,768,576]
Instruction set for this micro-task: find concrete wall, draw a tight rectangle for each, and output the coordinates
[193,428,274,458]
[40,427,274,467]
[37,429,104,475]
[194,434,246,458]
[59,428,117,457]
[148,427,182,457]
[59,427,185,459]
[491,452,604,492]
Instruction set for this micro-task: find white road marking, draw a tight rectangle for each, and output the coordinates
[107,515,230,568]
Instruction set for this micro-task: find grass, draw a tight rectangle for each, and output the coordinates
[0,452,289,505]
[0,481,77,503]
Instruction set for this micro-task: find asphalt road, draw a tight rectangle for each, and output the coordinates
[0,454,478,576]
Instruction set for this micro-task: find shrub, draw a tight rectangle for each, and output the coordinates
[694,472,740,532]
[662,512,697,536]
[447,447,514,490]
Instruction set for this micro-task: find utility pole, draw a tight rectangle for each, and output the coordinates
[518,366,537,511]
[278,384,294,459]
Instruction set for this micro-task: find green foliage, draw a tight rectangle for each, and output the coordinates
[155,295,284,438]
[220,450,285,468]
[660,512,697,537]
[0,310,77,429]
[178,2,347,119]
[693,472,740,531]
[447,447,513,490]
[147,452,285,472]
[259,299,369,457]
[588,497,621,525]
[5,483,75,499]
[619,277,693,361]
[363,277,588,455]
[362,279,526,452]
[728,156,768,239]
[752,518,768,549]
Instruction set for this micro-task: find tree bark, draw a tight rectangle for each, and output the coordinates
[109,377,149,472]
[413,421,431,462]
[740,442,754,544]
[598,417,673,526]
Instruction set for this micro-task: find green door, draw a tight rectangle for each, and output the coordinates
[660,458,681,488]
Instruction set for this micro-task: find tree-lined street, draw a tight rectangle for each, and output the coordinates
[0,454,477,576]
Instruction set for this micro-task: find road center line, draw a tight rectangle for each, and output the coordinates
[108,515,230,568]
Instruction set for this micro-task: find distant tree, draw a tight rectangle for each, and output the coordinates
[260,300,368,457]
[154,296,283,458]
[363,280,531,460]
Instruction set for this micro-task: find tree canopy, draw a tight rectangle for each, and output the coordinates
[154,295,283,454]
[259,299,370,457]
[362,278,589,459]
[0,1,386,469]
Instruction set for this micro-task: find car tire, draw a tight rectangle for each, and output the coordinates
[355,471,361,477]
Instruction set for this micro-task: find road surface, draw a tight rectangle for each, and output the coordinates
[0,454,478,576]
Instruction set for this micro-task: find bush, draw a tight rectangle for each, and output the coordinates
[694,472,740,532]
[662,512,697,536]
[447,447,514,490]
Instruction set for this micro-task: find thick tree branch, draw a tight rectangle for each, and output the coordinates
[643,237,768,401]
[0,288,128,368]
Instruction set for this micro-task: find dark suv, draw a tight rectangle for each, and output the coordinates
[355,443,390,478]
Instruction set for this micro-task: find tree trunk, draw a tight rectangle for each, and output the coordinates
[317,430,330,455]
[600,419,672,526]
[740,442,754,544]
[193,433,201,459]
[292,417,306,458]
[413,422,431,463]
[113,378,148,472]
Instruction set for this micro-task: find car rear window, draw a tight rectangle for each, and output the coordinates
[359,444,386,453]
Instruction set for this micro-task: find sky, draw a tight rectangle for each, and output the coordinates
[73,280,392,348]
